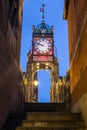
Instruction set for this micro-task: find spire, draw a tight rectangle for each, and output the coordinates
[40,3,46,23]
[32,4,54,33]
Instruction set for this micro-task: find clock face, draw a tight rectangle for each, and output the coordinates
[34,38,52,53]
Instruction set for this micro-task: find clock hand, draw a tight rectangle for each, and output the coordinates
[37,43,44,46]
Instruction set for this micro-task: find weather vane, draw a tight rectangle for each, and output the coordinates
[40,4,46,22]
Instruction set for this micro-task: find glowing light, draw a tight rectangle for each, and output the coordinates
[46,66,48,69]
[37,63,39,65]
[24,78,28,85]
[37,63,39,69]
[33,80,38,86]
[46,63,49,66]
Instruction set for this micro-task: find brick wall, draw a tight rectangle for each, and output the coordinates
[67,0,87,105]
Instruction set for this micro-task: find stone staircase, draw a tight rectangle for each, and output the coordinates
[24,103,66,112]
[2,103,85,130]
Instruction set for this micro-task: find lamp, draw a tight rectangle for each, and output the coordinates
[33,80,38,86]
[24,78,28,85]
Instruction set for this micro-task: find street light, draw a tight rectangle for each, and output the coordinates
[24,78,28,86]
[33,80,38,86]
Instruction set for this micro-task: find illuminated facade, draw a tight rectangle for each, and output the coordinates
[23,4,70,104]
[64,0,87,129]
[24,21,59,102]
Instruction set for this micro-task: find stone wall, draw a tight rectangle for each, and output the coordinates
[72,93,87,130]
[64,0,87,129]
[66,0,87,104]
[0,0,24,128]
[68,0,87,62]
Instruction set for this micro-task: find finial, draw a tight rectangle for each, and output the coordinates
[40,3,46,22]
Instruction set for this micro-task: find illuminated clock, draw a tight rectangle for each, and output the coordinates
[35,38,51,53]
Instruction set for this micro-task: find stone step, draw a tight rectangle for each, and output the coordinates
[2,103,85,130]
[22,120,83,127]
[26,112,82,121]
[16,124,85,130]
[3,126,84,130]
[24,103,66,112]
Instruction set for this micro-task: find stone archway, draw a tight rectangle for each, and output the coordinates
[36,70,50,102]
[24,55,59,103]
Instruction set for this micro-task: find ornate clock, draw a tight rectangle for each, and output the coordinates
[33,37,53,62]
[34,38,51,53]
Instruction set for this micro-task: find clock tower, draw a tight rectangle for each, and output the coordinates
[32,4,54,62]
[32,21,54,62]
[25,4,59,102]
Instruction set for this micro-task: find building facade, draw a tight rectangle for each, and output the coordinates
[23,4,70,106]
[64,0,87,129]
[23,20,60,103]
[0,0,24,128]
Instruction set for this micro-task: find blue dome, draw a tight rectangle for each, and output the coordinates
[32,21,54,33]
[36,22,51,31]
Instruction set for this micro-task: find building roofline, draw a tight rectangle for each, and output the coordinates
[63,0,70,20]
